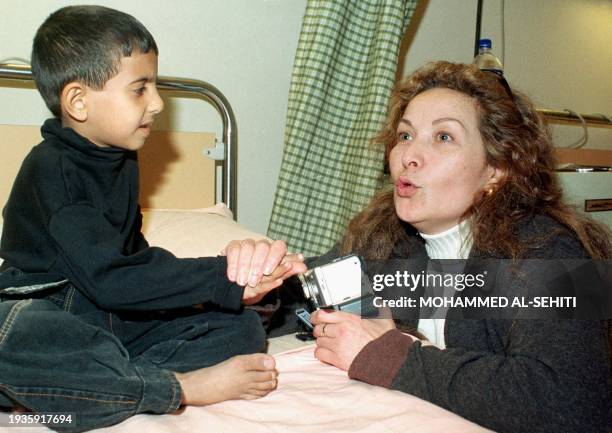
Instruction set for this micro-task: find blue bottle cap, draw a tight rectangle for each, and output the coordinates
[479,38,492,49]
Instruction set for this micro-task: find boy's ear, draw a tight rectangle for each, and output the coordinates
[61,82,88,122]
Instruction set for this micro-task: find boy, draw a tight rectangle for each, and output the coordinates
[0,5,304,431]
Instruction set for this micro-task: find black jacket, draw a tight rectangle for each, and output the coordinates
[347,216,611,433]
[0,119,243,311]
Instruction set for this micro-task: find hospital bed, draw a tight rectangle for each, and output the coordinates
[0,63,491,433]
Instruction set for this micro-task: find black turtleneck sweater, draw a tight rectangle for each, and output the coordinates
[0,118,244,311]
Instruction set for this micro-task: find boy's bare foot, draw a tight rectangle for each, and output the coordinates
[174,353,278,406]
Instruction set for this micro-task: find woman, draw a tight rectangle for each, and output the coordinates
[310,61,611,433]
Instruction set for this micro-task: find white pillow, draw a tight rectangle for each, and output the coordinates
[141,203,270,258]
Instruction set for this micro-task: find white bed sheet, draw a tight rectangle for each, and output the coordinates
[0,339,490,433]
[99,342,492,433]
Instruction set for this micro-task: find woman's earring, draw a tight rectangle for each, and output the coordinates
[485,187,494,196]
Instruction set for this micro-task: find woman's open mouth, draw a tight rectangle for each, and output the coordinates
[395,177,420,197]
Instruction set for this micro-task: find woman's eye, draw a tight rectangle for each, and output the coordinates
[134,87,145,96]
[437,133,453,142]
[397,132,412,141]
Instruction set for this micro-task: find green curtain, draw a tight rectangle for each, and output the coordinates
[268,0,419,256]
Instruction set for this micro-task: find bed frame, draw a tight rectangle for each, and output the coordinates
[0,62,239,219]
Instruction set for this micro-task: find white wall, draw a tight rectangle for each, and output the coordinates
[0,0,306,234]
[1,0,610,234]
[400,0,612,150]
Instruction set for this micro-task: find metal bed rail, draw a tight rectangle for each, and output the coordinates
[0,62,238,219]
[537,109,611,128]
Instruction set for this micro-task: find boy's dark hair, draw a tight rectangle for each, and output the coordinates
[31,5,158,117]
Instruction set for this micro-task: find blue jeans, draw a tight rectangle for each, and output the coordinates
[0,284,265,432]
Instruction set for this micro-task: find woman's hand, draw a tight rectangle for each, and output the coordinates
[221,238,306,304]
[222,239,302,286]
[241,253,306,305]
[311,309,396,371]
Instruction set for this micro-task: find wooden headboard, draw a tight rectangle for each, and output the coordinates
[0,124,217,220]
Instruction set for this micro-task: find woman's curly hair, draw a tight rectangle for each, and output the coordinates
[341,61,611,260]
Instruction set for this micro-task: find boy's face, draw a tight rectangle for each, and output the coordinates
[76,51,164,151]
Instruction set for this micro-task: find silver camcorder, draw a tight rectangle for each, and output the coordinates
[298,254,373,315]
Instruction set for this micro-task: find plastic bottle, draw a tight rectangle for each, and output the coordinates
[473,38,503,76]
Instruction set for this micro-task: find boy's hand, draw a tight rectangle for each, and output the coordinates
[241,254,306,305]
[221,238,305,289]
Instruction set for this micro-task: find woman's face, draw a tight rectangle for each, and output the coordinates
[389,87,501,235]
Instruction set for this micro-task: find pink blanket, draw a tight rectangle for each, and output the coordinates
[0,344,491,433]
[92,344,489,433]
